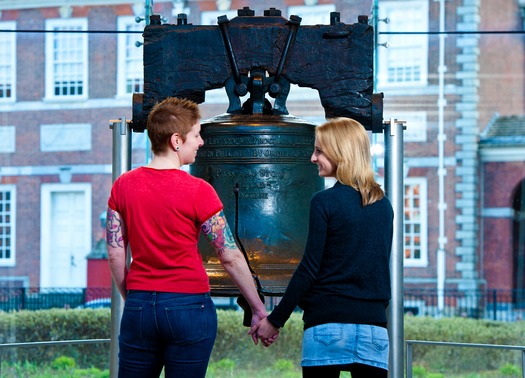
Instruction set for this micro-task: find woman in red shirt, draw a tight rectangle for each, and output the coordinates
[106,97,267,378]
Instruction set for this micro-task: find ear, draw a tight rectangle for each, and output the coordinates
[170,133,180,151]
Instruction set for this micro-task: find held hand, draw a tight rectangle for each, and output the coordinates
[249,317,279,347]
[261,329,279,347]
[249,309,269,344]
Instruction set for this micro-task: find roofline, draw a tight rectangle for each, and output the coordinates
[0,1,162,11]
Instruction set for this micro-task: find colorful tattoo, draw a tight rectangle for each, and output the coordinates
[106,208,125,248]
[201,211,236,255]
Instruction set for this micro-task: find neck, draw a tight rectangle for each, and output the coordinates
[147,154,181,170]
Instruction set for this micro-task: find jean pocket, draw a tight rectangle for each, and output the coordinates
[120,305,143,344]
[313,323,343,346]
[165,303,212,345]
[371,326,389,351]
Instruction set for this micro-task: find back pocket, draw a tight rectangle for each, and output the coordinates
[165,303,209,344]
[313,323,343,346]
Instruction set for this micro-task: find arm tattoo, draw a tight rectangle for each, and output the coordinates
[106,208,125,248]
[201,211,237,256]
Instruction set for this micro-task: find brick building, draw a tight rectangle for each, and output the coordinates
[0,0,523,316]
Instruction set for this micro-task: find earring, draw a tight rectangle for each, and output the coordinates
[176,146,180,151]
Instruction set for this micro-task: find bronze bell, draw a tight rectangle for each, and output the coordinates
[190,113,324,295]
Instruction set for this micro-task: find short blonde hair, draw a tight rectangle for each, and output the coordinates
[316,117,384,206]
[146,97,201,155]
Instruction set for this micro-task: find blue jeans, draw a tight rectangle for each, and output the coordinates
[118,291,218,378]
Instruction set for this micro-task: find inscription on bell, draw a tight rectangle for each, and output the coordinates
[198,148,311,159]
[205,135,313,146]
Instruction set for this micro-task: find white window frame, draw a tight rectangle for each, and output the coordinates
[287,4,336,25]
[404,177,428,267]
[201,10,237,25]
[0,21,16,102]
[40,123,92,152]
[45,18,88,100]
[0,126,16,153]
[383,112,427,142]
[377,0,428,88]
[0,185,16,267]
[117,16,144,97]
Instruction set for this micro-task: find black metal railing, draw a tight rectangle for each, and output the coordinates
[1,287,524,321]
[404,288,525,321]
[0,287,111,311]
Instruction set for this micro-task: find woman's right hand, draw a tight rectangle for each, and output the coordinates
[249,317,279,347]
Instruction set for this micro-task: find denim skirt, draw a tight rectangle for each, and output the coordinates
[301,323,389,370]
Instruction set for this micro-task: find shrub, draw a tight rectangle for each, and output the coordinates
[405,316,525,373]
[0,308,110,369]
[1,308,525,375]
[272,359,295,372]
[51,355,76,370]
[499,363,521,376]
[412,365,428,377]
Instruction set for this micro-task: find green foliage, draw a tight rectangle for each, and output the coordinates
[413,365,428,377]
[207,358,236,378]
[499,363,521,376]
[272,359,295,372]
[1,308,525,376]
[405,316,525,373]
[51,356,76,370]
[209,310,303,370]
[0,308,110,369]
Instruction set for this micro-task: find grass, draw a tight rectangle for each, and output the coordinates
[1,360,521,378]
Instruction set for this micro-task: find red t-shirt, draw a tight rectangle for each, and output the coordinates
[108,167,223,293]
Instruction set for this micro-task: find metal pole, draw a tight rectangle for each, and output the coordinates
[522,350,525,378]
[406,343,413,378]
[384,118,405,378]
[109,117,131,378]
[436,0,447,317]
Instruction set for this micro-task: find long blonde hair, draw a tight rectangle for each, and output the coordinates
[316,117,384,206]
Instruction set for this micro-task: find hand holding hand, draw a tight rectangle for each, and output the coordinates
[249,317,279,347]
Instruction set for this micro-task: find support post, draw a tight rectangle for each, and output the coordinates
[384,118,405,378]
[109,118,132,378]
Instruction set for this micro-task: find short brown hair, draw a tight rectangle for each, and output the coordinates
[146,97,201,154]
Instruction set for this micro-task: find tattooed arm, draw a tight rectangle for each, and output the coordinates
[106,207,128,300]
[202,211,268,329]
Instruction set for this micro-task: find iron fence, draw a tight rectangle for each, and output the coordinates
[404,288,525,321]
[0,287,111,311]
[0,287,525,321]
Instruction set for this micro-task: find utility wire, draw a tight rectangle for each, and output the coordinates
[0,29,525,35]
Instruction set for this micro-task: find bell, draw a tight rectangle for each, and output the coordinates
[190,113,324,295]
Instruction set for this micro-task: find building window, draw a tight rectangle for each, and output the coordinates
[0,21,16,101]
[404,178,428,267]
[201,10,237,25]
[377,0,428,87]
[45,18,88,99]
[287,4,336,25]
[40,124,92,152]
[383,112,427,142]
[117,17,144,96]
[0,126,16,153]
[0,185,16,267]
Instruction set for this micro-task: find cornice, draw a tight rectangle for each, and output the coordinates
[0,1,144,11]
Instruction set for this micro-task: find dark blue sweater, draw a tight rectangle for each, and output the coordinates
[267,181,394,330]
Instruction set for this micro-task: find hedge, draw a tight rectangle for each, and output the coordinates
[0,309,524,373]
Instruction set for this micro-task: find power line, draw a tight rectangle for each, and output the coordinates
[0,29,524,35]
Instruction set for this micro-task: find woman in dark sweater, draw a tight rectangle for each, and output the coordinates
[250,117,394,378]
